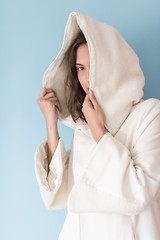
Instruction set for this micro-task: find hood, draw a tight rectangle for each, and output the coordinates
[42,11,145,136]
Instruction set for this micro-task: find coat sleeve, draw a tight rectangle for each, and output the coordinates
[68,101,160,216]
[34,137,71,210]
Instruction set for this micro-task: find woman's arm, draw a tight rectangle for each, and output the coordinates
[46,122,60,172]
[34,132,74,210]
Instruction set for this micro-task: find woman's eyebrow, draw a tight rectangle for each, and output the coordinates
[76,63,83,66]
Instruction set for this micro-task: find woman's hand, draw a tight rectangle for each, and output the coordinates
[37,87,62,126]
[82,90,108,143]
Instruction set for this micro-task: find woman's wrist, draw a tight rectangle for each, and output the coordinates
[92,127,108,144]
[46,120,57,129]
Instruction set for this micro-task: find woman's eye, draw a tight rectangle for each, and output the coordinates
[76,67,84,71]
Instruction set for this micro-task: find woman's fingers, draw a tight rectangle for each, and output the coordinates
[39,88,47,98]
[37,87,62,111]
[43,92,56,99]
[47,99,62,112]
[39,87,56,98]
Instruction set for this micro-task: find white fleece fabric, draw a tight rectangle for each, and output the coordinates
[34,11,160,240]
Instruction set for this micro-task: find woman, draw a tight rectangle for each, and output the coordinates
[34,12,160,240]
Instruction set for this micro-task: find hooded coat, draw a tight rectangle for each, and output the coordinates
[34,12,160,240]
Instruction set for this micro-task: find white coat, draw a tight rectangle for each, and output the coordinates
[34,12,160,240]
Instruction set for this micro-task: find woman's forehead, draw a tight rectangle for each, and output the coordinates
[76,43,90,65]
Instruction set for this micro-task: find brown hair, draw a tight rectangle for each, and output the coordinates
[64,31,87,124]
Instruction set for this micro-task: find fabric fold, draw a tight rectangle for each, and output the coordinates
[68,101,160,215]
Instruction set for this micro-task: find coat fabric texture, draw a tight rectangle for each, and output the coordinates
[34,11,160,240]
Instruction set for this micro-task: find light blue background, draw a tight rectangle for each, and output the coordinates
[1,0,160,239]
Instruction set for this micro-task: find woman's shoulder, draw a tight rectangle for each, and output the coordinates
[130,98,160,120]
[121,98,160,132]
[125,98,160,137]
[117,98,160,144]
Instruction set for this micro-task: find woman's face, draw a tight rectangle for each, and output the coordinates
[76,43,90,94]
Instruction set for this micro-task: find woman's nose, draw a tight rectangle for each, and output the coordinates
[86,69,90,82]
